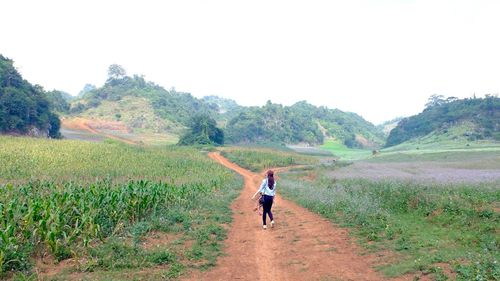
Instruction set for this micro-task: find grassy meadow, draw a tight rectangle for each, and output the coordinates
[315,136,500,162]
[0,136,241,280]
[278,147,500,281]
[319,139,373,160]
[219,145,499,280]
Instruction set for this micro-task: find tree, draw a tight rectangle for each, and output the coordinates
[107,64,126,80]
[48,112,62,138]
[178,114,224,146]
[445,96,458,103]
[425,94,445,108]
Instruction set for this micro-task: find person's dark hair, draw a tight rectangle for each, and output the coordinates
[267,170,274,189]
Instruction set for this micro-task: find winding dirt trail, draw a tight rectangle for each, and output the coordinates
[185,153,407,281]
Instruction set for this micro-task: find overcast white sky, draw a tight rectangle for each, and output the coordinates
[1,0,499,124]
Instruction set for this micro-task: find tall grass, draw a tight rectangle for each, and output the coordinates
[280,169,500,280]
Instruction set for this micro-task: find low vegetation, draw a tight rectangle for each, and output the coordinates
[279,165,500,280]
[0,136,240,279]
[220,147,318,172]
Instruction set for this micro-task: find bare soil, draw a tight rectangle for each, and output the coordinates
[62,117,137,145]
[183,152,409,281]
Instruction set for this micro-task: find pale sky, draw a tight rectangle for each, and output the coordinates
[1,0,499,124]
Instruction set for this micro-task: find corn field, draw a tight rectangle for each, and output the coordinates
[0,136,234,276]
[220,147,317,172]
[0,136,224,183]
[0,179,227,273]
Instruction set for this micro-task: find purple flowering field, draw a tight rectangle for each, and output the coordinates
[329,151,500,184]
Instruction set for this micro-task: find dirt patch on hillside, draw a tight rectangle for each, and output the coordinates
[62,117,136,145]
[62,117,129,133]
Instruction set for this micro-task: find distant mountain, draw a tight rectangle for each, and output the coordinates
[0,54,61,138]
[386,96,500,147]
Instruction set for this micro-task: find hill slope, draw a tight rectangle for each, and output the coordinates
[386,96,500,147]
[68,73,222,135]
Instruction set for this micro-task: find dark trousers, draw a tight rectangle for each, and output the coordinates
[262,195,274,225]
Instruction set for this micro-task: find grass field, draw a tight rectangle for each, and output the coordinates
[220,146,318,172]
[0,136,240,280]
[317,136,500,162]
[319,139,373,160]
[279,149,500,280]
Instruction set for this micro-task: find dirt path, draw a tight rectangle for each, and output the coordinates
[184,153,407,281]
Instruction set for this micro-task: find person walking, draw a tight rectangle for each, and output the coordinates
[251,170,276,229]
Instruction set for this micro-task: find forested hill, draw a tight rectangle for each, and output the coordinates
[226,101,385,148]
[386,95,500,147]
[0,55,61,138]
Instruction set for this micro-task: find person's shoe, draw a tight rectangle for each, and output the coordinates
[271,220,275,228]
[263,225,267,230]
